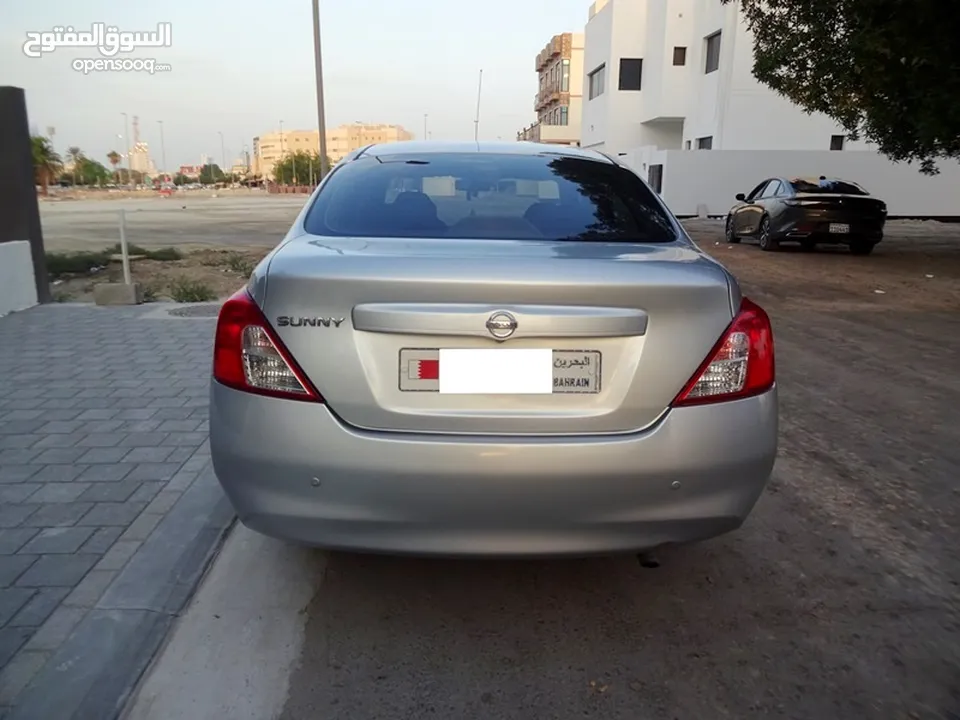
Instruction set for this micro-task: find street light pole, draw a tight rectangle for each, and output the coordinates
[424,113,428,141]
[121,112,131,188]
[157,120,168,182]
[279,119,285,186]
[312,0,329,178]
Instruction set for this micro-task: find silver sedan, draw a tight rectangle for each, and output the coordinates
[209,141,778,557]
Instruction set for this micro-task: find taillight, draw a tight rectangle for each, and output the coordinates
[672,297,775,406]
[212,288,323,402]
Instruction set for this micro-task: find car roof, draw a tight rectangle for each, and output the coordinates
[356,140,614,164]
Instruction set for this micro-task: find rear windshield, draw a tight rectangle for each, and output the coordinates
[792,178,869,195]
[302,152,677,242]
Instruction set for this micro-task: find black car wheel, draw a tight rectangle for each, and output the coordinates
[758,217,778,252]
[849,240,876,256]
[725,216,740,243]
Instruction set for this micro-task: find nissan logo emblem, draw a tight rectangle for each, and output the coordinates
[486,311,518,340]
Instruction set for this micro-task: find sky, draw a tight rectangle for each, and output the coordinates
[2,0,590,170]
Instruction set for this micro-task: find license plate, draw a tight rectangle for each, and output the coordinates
[398,349,601,394]
[829,223,850,234]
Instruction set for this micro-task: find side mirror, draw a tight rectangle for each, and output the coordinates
[735,193,746,202]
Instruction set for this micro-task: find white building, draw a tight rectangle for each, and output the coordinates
[577,0,960,217]
[580,0,869,156]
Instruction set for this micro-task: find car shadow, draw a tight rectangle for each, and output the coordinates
[277,477,958,720]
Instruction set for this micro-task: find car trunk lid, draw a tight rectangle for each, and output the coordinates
[256,237,735,435]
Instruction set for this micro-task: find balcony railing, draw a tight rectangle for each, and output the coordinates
[534,86,567,111]
[535,33,571,71]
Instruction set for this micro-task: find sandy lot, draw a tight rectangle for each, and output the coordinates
[685,217,960,313]
[39,193,307,253]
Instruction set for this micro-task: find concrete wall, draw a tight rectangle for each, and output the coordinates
[0,241,39,316]
[688,4,872,152]
[639,0,695,123]
[621,149,960,217]
[580,0,615,150]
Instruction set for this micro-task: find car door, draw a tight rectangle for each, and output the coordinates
[764,179,792,233]
[733,179,776,235]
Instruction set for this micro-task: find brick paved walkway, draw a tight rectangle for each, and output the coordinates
[0,303,232,720]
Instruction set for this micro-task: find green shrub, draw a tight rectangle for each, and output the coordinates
[143,247,183,261]
[169,278,216,303]
[45,251,110,278]
[225,253,255,277]
[104,243,182,261]
[46,245,182,279]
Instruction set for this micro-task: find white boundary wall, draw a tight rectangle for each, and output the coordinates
[621,148,960,217]
[0,241,38,317]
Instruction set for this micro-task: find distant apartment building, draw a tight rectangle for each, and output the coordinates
[128,142,157,177]
[252,123,414,179]
[517,33,584,146]
[579,0,869,157]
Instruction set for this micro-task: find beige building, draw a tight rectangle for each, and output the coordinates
[517,33,585,146]
[129,142,157,176]
[252,123,414,179]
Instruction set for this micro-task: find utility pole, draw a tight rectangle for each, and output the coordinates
[312,0,329,178]
[157,120,168,182]
[424,113,428,141]
[121,112,131,188]
[474,69,483,142]
[279,119,285,185]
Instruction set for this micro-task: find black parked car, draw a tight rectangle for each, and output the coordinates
[724,176,888,255]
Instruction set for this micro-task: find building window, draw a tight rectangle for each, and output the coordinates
[830,134,845,151]
[696,136,713,150]
[560,107,568,126]
[588,63,606,100]
[673,47,687,66]
[704,32,721,73]
[648,164,663,194]
[618,58,643,91]
[561,59,570,92]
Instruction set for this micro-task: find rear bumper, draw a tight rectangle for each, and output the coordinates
[780,212,885,242]
[209,382,778,557]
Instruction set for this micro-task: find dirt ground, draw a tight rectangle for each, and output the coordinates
[51,247,273,303]
[685,218,960,312]
[271,224,960,720]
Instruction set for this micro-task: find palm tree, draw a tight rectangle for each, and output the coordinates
[66,146,83,185]
[31,136,62,196]
[107,151,121,183]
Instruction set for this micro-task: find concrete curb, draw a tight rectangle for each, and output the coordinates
[6,464,235,720]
